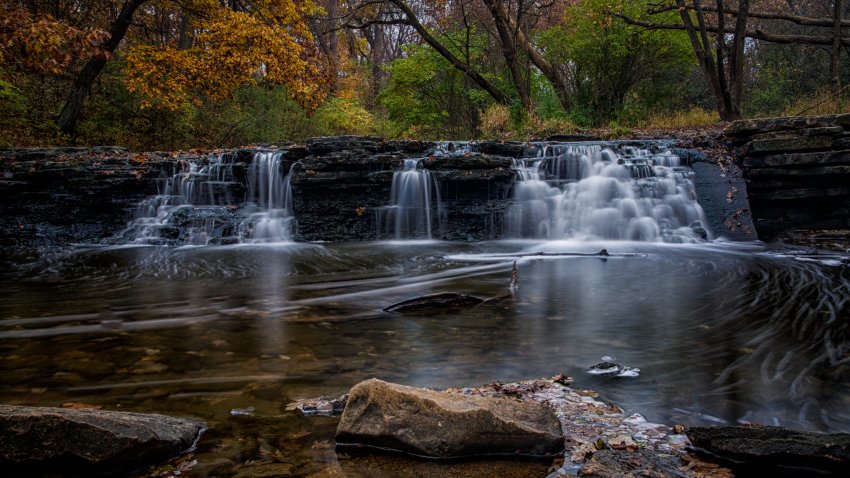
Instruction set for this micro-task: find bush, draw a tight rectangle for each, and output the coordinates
[480,103,511,139]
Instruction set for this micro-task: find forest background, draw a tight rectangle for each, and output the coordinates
[1,0,847,150]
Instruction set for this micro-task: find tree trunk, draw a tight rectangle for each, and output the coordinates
[178,11,193,50]
[833,0,844,95]
[490,1,571,110]
[326,0,339,93]
[57,0,147,136]
[676,0,729,120]
[727,0,750,120]
[482,0,531,110]
[364,23,386,107]
[715,0,733,118]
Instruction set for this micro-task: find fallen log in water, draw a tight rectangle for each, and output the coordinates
[382,292,485,314]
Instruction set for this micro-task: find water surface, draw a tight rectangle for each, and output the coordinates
[1,241,848,475]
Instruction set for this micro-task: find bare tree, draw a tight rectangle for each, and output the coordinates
[613,0,850,120]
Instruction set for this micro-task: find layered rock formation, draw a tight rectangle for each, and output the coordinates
[290,138,515,241]
[726,114,850,239]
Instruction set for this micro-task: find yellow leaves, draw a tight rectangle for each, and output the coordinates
[125,46,197,110]
[125,0,330,113]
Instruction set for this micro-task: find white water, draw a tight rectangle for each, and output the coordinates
[384,158,442,240]
[239,151,294,243]
[507,144,712,242]
[118,151,294,245]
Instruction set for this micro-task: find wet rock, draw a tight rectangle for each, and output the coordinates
[692,161,757,241]
[743,136,834,155]
[306,136,387,156]
[383,292,485,314]
[335,379,564,458]
[286,394,348,417]
[422,153,513,171]
[687,426,850,477]
[0,149,160,253]
[577,449,732,478]
[725,114,850,142]
[578,449,684,477]
[470,140,535,158]
[587,361,640,378]
[0,405,205,477]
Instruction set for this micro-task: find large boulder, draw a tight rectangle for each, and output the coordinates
[335,379,564,458]
[0,405,205,477]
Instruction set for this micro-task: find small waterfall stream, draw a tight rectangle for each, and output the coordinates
[239,151,294,242]
[507,144,711,242]
[383,158,442,240]
[118,151,294,245]
[117,142,710,245]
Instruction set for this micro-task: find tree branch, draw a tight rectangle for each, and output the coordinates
[611,12,850,46]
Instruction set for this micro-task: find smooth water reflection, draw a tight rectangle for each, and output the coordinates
[1,241,848,474]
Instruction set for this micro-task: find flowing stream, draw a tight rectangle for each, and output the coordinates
[1,142,848,476]
[1,240,848,475]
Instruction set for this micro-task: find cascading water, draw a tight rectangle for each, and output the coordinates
[507,143,711,242]
[117,151,294,245]
[239,151,294,242]
[119,153,240,245]
[383,158,442,240]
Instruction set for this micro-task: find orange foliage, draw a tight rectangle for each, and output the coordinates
[125,0,330,112]
[0,3,107,75]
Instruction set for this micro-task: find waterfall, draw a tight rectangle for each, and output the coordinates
[239,151,294,243]
[506,144,712,242]
[384,159,441,240]
[120,153,239,245]
[117,151,294,245]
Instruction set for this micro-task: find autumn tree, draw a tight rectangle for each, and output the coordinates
[48,0,330,135]
[0,3,106,76]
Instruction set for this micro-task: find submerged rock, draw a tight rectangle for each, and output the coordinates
[383,292,485,314]
[335,378,564,458]
[687,426,850,477]
[0,405,205,477]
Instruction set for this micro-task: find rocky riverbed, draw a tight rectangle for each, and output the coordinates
[288,376,850,477]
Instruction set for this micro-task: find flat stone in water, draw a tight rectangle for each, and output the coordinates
[0,405,204,477]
